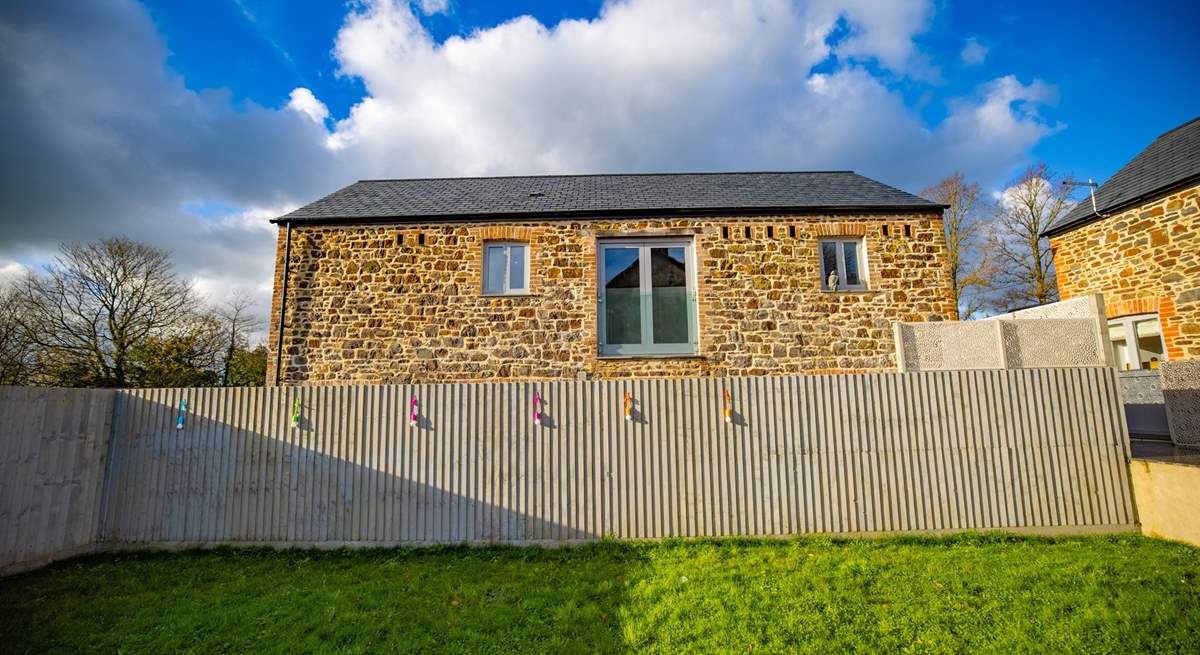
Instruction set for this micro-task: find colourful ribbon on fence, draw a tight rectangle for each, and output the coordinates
[623,392,632,421]
[409,396,419,428]
[291,397,301,429]
[533,391,542,427]
[723,388,732,424]
[176,399,186,430]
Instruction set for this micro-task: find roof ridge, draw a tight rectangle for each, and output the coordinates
[355,170,859,183]
[275,170,941,225]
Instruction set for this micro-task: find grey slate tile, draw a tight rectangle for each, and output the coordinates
[274,171,940,223]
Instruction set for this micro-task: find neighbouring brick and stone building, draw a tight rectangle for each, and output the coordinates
[1045,116,1200,369]
[268,172,955,384]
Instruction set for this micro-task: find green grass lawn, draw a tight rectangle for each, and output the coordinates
[2,534,1198,654]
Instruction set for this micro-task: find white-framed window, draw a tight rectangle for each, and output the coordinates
[597,238,698,356]
[1108,314,1167,371]
[482,241,529,295]
[819,238,867,291]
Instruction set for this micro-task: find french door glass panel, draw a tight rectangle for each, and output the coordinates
[650,246,689,345]
[600,241,695,355]
[603,247,642,345]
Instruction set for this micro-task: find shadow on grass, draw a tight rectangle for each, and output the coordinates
[4,533,1200,654]
[0,540,650,654]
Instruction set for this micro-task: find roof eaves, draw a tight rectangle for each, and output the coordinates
[1040,170,1200,237]
[270,203,947,225]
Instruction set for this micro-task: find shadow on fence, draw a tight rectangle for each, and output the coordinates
[2,369,1138,575]
[98,386,593,548]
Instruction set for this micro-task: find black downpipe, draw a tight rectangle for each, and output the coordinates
[274,221,293,385]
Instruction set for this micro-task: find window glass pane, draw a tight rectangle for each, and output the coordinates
[650,246,688,344]
[1134,318,1164,369]
[842,241,861,286]
[484,245,506,293]
[821,241,838,288]
[508,245,526,291]
[603,247,642,345]
[1108,322,1130,371]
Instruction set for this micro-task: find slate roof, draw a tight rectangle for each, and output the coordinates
[1043,116,1200,237]
[273,171,941,224]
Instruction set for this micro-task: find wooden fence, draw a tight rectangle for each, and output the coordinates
[2,368,1135,575]
[0,388,114,574]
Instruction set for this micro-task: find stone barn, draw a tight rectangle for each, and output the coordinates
[267,171,956,384]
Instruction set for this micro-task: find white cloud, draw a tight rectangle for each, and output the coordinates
[180,203,295,341]
[416,0,450,16]
[310,0,1057,188]
[817,0,938,77]
[286,87,330,124]
[993,175,1078,215]
[0,0,1064,335]
[0,260,28,290]
[961,36,989,66]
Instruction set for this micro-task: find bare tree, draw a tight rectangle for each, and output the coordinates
[214,290,261,386]
[14,238,197,387]
[0,285,38,385]
[921,173,994,319]
[989,164,1074,310]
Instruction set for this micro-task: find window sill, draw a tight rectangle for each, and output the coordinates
[481,292,536,298]
[819,288,877,294]
[597,353,704,361]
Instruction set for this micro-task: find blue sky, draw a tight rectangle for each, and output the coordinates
[141,0,1199,185]
[1,0,1197,322]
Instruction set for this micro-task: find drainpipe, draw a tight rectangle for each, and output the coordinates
[274,221,293,386]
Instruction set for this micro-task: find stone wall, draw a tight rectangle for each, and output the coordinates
[268,213,955,384]
[1051,181,1200,360]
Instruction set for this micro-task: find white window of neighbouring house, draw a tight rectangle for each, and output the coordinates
[597,239,697,356]
[819,238,867,291]
[482,242,529,295]
[1108,314,1166,370]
